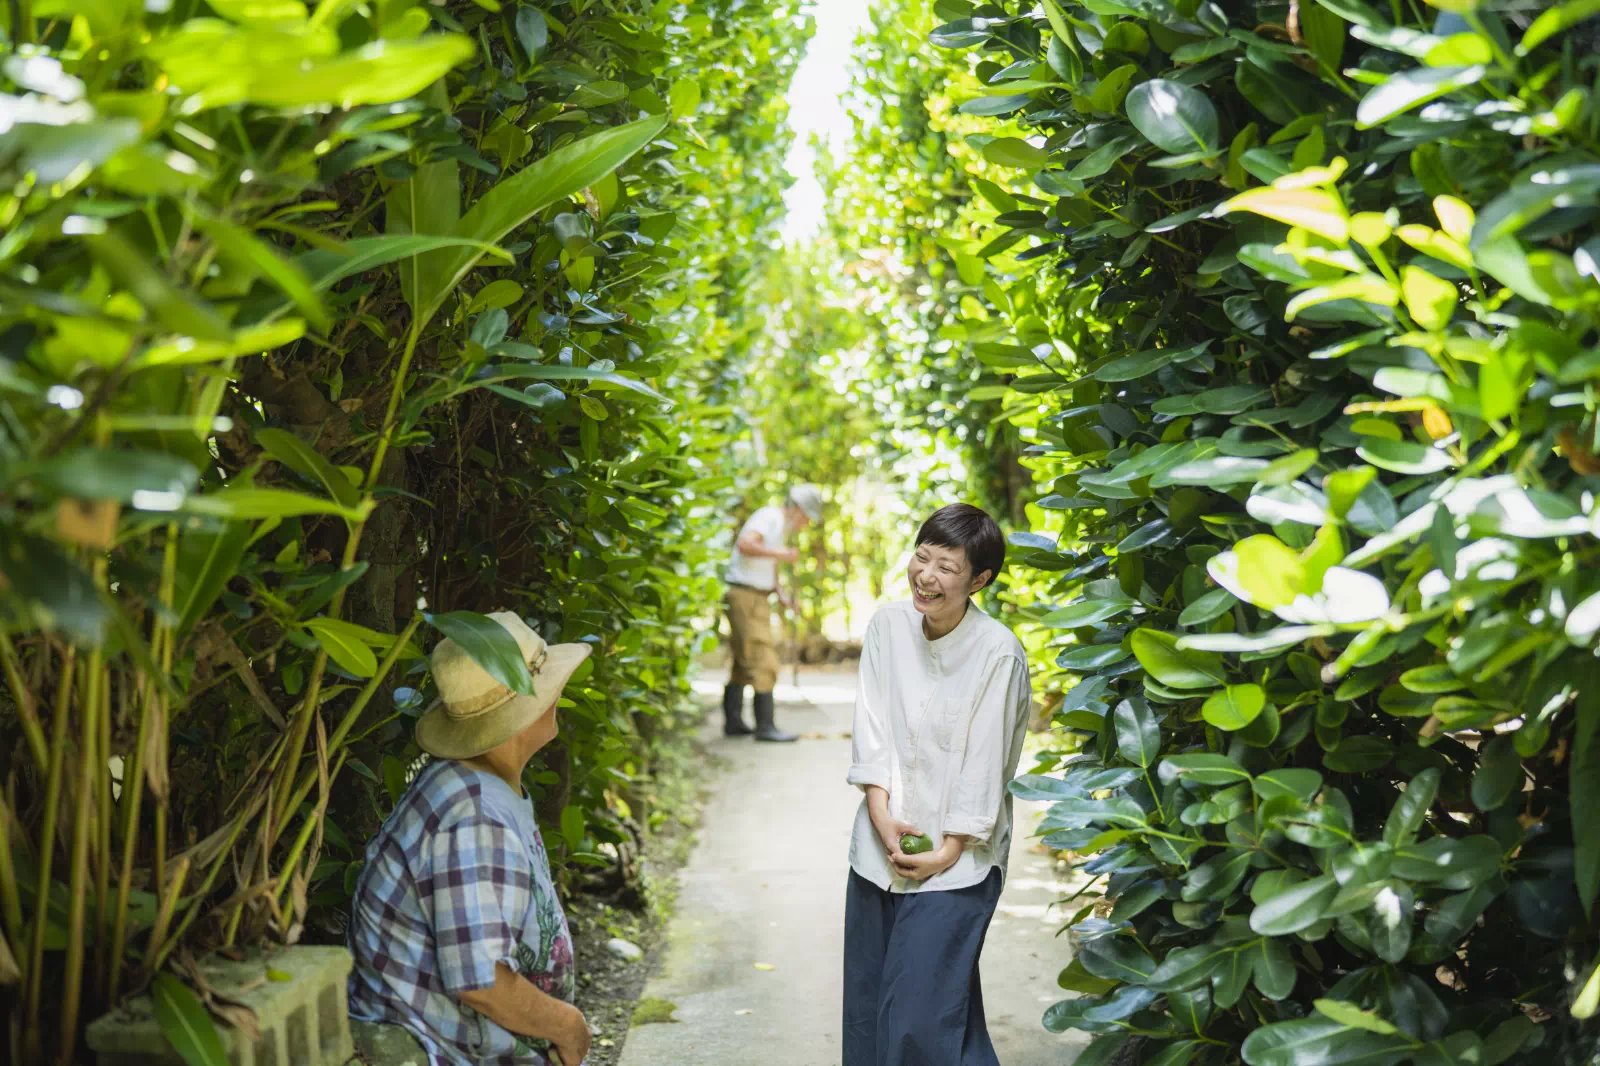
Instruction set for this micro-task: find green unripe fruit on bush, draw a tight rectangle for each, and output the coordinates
[900,833,933,855]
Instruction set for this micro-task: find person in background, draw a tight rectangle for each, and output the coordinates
[348,612,594,1066]
[722,484,824,742]
[842,503,1032,1066]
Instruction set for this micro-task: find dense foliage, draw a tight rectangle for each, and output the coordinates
[891,1,1600,1065]
[0,0,804,1058]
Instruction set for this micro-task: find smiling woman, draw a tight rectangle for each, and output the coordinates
[842,502,1032,1066]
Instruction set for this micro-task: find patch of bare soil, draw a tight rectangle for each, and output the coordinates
[566,720,722,1066]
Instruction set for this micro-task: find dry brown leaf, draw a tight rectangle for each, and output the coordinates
[142,695,169,801]
[55,498,120,550]
[209,1001,261,1042]
[215,638,288,730]
[0,926,20,984]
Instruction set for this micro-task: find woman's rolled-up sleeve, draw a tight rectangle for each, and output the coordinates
[944,656,1032,844]
[845,616,892,792]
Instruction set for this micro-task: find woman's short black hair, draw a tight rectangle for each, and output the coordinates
[915,504,1005,588]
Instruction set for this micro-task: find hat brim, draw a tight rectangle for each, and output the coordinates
[415,642,592,760]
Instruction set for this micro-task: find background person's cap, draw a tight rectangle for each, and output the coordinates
[789,484,823,522]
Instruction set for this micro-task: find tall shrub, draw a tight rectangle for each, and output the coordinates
[915,1,1600,1065]
[0,0,803,1059]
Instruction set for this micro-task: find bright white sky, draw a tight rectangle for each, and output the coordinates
[781,0,874,241]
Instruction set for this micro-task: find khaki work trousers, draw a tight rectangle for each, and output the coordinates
[725,584,779,692]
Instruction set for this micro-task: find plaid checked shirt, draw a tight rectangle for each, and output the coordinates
[347,758,576,1066]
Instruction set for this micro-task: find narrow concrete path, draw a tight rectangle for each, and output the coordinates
[617,667,1091,1066]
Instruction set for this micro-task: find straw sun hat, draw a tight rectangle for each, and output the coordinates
[415,611,592,760]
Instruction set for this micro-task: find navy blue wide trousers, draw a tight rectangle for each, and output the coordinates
[842,867,1003,1066]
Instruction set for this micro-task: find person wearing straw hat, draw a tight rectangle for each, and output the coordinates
[347,611,594,1066]
[722,484,823,742]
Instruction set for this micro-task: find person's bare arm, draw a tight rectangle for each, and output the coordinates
[865,785,924,866]
[736,529,798,562]
[457,963,590,1065]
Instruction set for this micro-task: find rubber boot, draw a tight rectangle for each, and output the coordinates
[753,691,798,743]
[723,683,753,736]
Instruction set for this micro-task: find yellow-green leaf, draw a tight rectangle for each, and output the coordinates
[1220,187,1349,243]
[1400,265,1459,330]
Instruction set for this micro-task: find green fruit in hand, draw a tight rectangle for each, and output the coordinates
[900,833,933,855]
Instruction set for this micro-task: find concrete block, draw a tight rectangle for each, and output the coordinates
[87,946,354,1066]
[349,1020,428,1066]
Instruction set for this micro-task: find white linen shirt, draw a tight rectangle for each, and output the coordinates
[726,505,786,591]
[846,599,1032,894]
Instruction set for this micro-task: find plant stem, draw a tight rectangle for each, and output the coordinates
[141,856,190,981]
[58,649,102,1065]
[93,664,113,1001]
[23,645,76,1056]
[0,632,48,773]
[107,666,151,1003]
[0,792,23,955]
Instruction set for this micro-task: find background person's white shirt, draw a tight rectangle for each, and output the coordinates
[726,504,786,591]
[846,600,1032,894]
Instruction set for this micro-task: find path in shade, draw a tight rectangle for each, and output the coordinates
[614,665,1091,1066]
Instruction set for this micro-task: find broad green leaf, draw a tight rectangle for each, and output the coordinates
[418,116,668,327]
[1355,65,1487,129]
[1131,629,1224,690]
[1161,753,1251,786]
[1249,873,1338,935]
[1124,79,1220,153]
[479,355,671,405]
[32,449,199,506]
[173,522,252,634]
[425,611,534,696]
[1242,1016,1412,1066]
[1079,934,1158,983]
[389,82,463,320]
[1232,535,1306,609]
[1517,0,1600,54]
[1323,735,1393,772]
[515,6,548,57]
[1179,587,1238,627]
[1202,684,1266,730]
[983,137,1049,169]
[1400,265,1458,330]
[1383,768,1440,847]
[1470,736,1522,811]
[86,230,231,341]
[298,235,513,294]
[1314,1000,1399,1035]
[1356,438,1454,475]
[182,488,372,522]
[1113,697,1161,767]
[670,78,703,119]
[1043,597,1135,627]
[1391,834,1502,889]
[305,617,380,678]
[1255,769,1324,802]
[256,429,360,507]
[191,210,329,330]
[152,974,229,1066]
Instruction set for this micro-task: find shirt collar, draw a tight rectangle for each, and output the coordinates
[923,599,979,658]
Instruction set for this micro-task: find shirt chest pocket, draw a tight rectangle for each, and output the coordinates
[929,689,976,753]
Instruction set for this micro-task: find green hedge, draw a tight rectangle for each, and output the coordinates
[919,1,1600,1065]
[0,0,802,1058]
